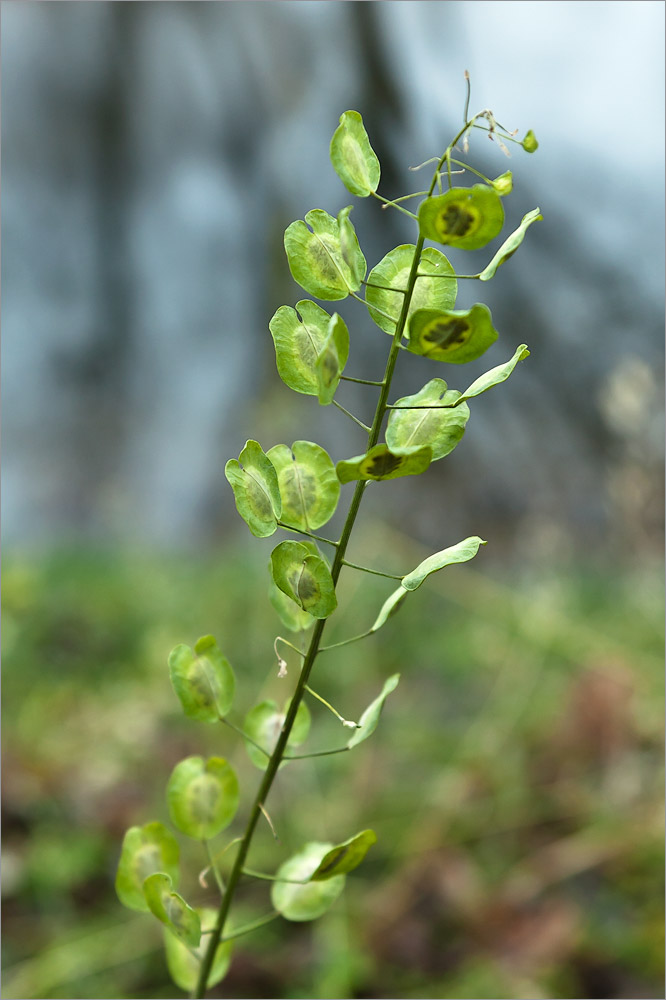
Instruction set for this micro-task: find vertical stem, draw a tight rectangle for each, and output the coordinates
[195,355,404,999]
[195,117,478,997]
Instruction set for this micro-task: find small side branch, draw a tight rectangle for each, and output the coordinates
[377,190,428,206]
[203,840,226,896]
[304,683,359,728]
[333,400,372,433]
[339,374,385,387]
[220,718,271,759]
[361,279,407,294]
[274,636,305,678]
[415,270,481,280]
[277,521,340,547]
[386,402,456,410]
[202,911,281,942]
[445,149,453,189]
[349,291,399,325]
[471,122,524,147]
[370,191,418,219]
[275,636,305,658]
[341,558,403,580]
[258,802,279,840]
[463,69,471,123]
[242,867,308,884]
[409,156,439,172]
[199,836,243,890]
[283,745,352,760]
[319,629,374,652]
[447,158,492,184]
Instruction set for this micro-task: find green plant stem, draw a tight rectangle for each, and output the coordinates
[471,122,523,146]
[208,911,281,941]
[332,399,372,433]
[304,683,359,727]
[385,403,456,410]
[258,802,279,840]
[220,718,270,759]
[445,150,453,188]
[341,558,403,581]
[319,630,373,652]
[275,636,305,658]
[376,190,428,207]
[349,290,398,324]
[409,155,439,172]
[195,615,327,995]
[194,119,477,999]
[276,521,339,547]
[370,191,418,219]
[447,158,493,184]
[283,745,351,760]
[203,841,226,896]
[361,280,407,294]
[241,867,308,884]
[463,70,471,123]
[339,374,385,386]
[415,270,480,279]
[199,837,243,890]
[195,326,402,998]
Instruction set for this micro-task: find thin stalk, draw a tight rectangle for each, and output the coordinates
[199,837,243,889]
[445,151,453,189]
[203,841,226,896]
[195,620,325,994]
[415,270,480,280]
[283,745,351,760]
[341,558,403,581]
[304,683,359,728]
[471,123,524,146]
[258,802,279,840]
[277,520,339,547]
[386,403,455,410]
[195,118,481,998]
[361,280,407,295]
[218,911,281,942]
[242,867,308,884]
[220,718,270,759]
[374,189,428,206]
[409,156,439,172]
[274,636,305,658]
[350,291,399,326]
[339,374,384,387]
[333,399,372,433]
[448,158,493,184]
[370,191,418,219]
[319,629,373,652]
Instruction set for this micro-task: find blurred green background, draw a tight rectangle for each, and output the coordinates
[2,2,664,999]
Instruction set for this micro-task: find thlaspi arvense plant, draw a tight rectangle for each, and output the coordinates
[116,81,540,998]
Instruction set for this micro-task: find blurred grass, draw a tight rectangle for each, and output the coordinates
[2,528,663,999]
